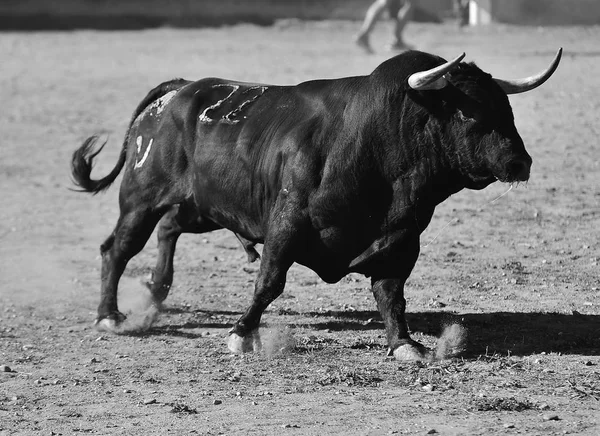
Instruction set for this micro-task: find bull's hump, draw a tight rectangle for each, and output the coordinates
[194,79,271,126]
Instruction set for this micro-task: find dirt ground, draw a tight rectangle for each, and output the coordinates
[1,20,599,435]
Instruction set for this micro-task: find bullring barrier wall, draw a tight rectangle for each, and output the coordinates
[473,0,600,25]
[0,0,597,30]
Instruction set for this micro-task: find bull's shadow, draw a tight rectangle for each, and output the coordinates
[143,307,599,357]
[124,307,240,340]
[308,310,600,358]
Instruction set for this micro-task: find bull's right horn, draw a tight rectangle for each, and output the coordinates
[493,48,563,94]
[408,53,466,91]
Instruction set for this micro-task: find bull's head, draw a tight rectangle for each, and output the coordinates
[407,49,562,189]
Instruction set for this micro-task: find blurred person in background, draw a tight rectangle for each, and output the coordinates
[454,0,469,27]
[355,0,415,53]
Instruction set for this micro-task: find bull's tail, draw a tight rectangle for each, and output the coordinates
[70,78,190,195]
[70,136,124,194]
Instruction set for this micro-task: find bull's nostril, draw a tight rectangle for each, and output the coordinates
[509,160,529,180]
[510,161,523,173]
[507,159,530,180]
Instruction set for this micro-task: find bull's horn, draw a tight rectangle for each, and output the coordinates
[494,48,563,95]
[407,53,466,91]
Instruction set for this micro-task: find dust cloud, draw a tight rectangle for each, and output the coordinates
[434,322,467,360]
[112,276,161,333]
[260,325,296,357]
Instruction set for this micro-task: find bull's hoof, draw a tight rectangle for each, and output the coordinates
[389,343,430,362]
[227,330,262,354]
[94,312,127,333]
[143,276,171,304]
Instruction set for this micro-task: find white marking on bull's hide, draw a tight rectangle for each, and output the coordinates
[147,90,178,116]
[221,115,240,124]
[199,84,240,124]
[134,138,153,169]
[223,86,268,124]
[132,90,180,128]
[136,135,143,153]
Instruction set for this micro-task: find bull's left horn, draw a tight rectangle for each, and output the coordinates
[494,48,563,95]
[408,53,466,91]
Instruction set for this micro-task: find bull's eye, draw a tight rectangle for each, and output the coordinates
[457,109,475,123]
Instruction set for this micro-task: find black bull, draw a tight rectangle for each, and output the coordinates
[71,49,561,361]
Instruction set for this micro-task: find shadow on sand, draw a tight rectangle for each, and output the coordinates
[309,310,599,357]
[134,306,599,357]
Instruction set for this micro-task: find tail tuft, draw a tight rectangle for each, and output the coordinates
[70,136,124,195]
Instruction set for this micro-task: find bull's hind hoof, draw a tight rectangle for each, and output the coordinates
[389,342,430,362]
[142,276,171,304]
[227,330,262,354]
[94,312,127,333]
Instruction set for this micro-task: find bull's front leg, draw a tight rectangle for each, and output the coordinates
[227,257,288,353]
[371,278,429,361]
[227,194,302,354]
[227,235,293,353]
[370,237,430,361]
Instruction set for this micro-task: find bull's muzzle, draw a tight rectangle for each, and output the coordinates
[506,156,532,182]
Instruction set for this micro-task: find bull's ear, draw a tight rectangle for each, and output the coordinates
[494,48,563,95]
[408,53,465,91]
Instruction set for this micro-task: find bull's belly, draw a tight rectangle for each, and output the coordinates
[198,204,266,243]
[190,182,266,242]
[190,161,278,242]
[291,228,363,283]
[295,255,349,284]
[195,202,352,281]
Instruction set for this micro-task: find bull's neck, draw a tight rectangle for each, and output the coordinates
[374,99,465,210]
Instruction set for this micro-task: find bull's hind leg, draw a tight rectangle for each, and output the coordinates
[146,205,259,305]
[146,205,220,304]
[95,207,162,332]
[144,206,186,305]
